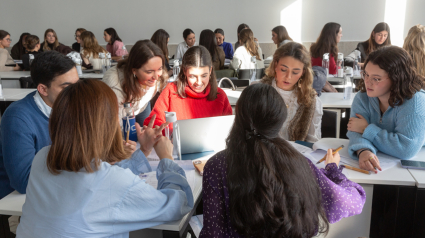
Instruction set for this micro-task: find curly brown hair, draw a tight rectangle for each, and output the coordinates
[358,45,424,107]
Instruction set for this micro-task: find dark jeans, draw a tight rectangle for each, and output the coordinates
[135,102,151,126]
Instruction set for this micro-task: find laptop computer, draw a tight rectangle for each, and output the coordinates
[173,115,235,159]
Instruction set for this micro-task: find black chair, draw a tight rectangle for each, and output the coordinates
[19,77,36,89]
[237,68,265,80]
[321,110,338,138]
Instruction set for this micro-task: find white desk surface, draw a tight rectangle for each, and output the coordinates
[1,88,36,101]
[407,149,425,188]
[0,153,211,233]
[0,71,103,79]
[223,88,355,109]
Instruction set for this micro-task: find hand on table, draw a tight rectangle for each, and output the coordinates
[348,113,369,134]
[154,136,174,161]
[359,150,382,174]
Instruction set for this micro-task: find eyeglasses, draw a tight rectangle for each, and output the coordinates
[5,39,12,42]
[361,71,386,85]
[74,35,80,39]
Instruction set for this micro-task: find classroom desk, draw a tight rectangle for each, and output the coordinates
[0,152,212,238]
[0,89,37,115]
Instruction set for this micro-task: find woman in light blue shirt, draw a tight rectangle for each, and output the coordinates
[347,46,425,173]
[17,79,194,238]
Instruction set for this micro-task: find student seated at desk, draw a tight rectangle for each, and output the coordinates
[403,24,425,77]
[16,80,194,238]
[230,29,264,70]
[80,31,110,70]
[347,46,425,172]
[104,27,128,61]
[200,83,366,238]
[144,46,232,128]
[0,30,20,71]
[176,28,197,60]
[103,40,168,125]
[199,29,225,71]
[11,32,30,60]
[214,28,234,60]
[151,29,172,75]
[261,42,323,142]
[40,28,72,55]
[0,51,79,199]
[345,22,391,67]
[72,28,86,52]
[310,22,342,75]
[272,25,292,48]
[21,35,41,71]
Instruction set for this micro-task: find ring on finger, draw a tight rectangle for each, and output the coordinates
[369,157,374,161]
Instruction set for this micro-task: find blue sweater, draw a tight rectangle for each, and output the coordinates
[347,90,425,160]
[0,92,50,198]
[219,42,234,60]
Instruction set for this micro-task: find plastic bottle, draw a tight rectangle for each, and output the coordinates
[165,112,177,141]
[122,103,137,142]
[343,74,353,100]
[122,45,128,59]
[99,53,106,73]
[0,76,3,99]
[337,53,344,78]
[29,54,35,66]
[106,53,112,71]
[322,53,330,77]
[250,56,257,83]
[172,60,180,82]
[353,50,361,77]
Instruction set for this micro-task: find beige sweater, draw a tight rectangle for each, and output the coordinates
[102,66,156,121]
[81,50,111,70]
[0,48,16,72]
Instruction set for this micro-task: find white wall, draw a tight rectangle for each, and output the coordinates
[0,0,424,46]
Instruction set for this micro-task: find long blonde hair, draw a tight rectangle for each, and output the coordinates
[43,28,59,51]
[80,31,108,59]
[263,42,315,106]
[239,29,262,61]
[403,24,425,77]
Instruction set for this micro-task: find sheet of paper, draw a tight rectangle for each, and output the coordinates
[288,141,313,155]
[189,215,204,237]
[139,166,197,194]
[312,138,398,171]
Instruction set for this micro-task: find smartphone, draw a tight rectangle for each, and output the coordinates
[400,160,425,170]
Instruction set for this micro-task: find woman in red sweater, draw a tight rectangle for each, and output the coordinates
[144,45,232,128]
[310,22,343,75]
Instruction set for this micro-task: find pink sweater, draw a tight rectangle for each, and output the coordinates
[106,40,128,57]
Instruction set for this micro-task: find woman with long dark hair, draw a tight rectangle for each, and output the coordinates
[72,28,86,52]
[102,40,168,125]
[199,29,225,70]
[345,22,391,67]
[151,29,172,74]
[176,28,197,59]
[271,25,292,48]
[310,22,342,75]
[11,32,30,59]
[0,30,20,71]
[200,83,366,238]
[348,46,425,172]
[104,27,128,60]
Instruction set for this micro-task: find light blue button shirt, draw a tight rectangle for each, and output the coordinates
[33,91,52,118]
[16,147,194,238]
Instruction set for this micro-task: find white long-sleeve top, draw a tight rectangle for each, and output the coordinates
[272,80,323,142]
[175,41,198,60]
[102,66,156,120]
[230,45,264,70]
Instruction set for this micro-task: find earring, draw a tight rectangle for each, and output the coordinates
[298,79,302,88]
[133,74,137,79]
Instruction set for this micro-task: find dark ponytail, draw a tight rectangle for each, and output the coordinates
[225,83,329,238]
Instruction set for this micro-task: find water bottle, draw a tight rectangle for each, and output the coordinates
[76,58,83,76]
[322,53,329,77]
[343,74,353,100]
[0,76,3,99]
[172,60,180,82]
[99,53,106,73]
[29,54,34,66]
[353,50,361,77]
[250,56,257,83]
[122,103,137,142]
[106,53,112,71]
[165,112,177,141]
[122,45,128,59]
[337,53,344,78]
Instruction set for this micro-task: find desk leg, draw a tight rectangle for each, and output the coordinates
[370,185,416,238]
[413,188,425,237]
[0,215,15,238]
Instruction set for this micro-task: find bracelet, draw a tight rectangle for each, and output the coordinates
[357,149,371,158]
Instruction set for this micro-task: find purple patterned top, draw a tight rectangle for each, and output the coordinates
[199,151,366,238]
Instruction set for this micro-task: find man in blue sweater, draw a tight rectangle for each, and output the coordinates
[0,51,79,199]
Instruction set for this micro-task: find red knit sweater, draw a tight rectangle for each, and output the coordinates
[311,54,337,75]
[144,83,233,128]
